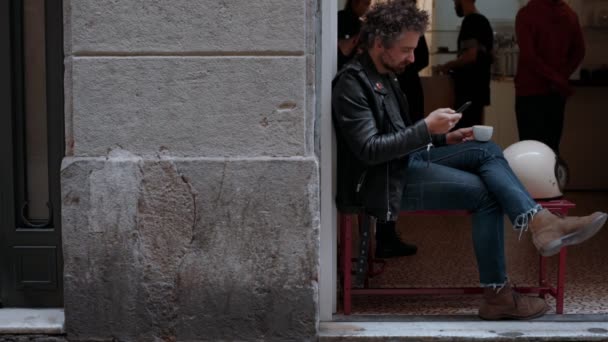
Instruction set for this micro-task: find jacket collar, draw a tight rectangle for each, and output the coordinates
[359,52,389,95]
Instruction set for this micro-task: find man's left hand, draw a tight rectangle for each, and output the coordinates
[446,127,474,145]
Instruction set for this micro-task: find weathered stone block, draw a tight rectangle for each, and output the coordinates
[61,154,319,341]
[66,0,306,54]
[69,57,307,158]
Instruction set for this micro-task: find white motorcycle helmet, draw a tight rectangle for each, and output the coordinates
[503,140,568,200]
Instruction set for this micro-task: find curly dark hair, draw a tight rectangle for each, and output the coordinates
[359,0,429,49]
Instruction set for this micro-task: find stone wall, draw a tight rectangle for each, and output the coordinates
[61,1,319,340]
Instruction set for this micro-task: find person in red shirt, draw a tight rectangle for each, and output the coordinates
[515,0,585,154]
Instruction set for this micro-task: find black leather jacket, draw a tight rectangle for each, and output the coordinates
[332,53,447,221]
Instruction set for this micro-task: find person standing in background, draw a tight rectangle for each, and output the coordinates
[337,0,371,70]
[338,8,362,70]
[397,29,429,123]
[515,0,585,154]
[436,0,494,130]
[340,0,372,22]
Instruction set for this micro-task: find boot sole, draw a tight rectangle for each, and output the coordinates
[479,304,550,321]
[539,213,608,257]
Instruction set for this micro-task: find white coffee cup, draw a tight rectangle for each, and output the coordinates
[473,125,493,142]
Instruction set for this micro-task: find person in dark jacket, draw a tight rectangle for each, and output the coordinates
[332,0,606,320]
[341,0,417,257]
[337,6,362,70]
[397,0,429,123]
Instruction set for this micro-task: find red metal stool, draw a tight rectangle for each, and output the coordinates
[339,199,576,315]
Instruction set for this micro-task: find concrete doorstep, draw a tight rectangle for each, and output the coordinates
[319,321,608,341]
[0,309,64,335]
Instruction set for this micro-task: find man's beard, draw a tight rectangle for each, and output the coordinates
[381,53,408,74]
[455,4,464,17]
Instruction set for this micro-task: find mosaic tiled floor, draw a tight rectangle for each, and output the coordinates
[343,191,608,315]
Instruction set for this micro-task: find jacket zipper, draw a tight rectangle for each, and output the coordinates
[425,142,433,168]
[356,170,367,193]
[386,163,391,221]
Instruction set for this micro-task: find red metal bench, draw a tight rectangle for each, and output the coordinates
[339,199,576,315]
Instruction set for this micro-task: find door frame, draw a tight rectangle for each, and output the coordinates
[318,0,338,321]
[0,0,64,307]
[0,0,17,307]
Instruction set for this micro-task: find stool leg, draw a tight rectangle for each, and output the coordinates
[356,214,370,288]
[556,247,567,314]
[365,217,376,287]
[555,206,571,314]
[539,255,547,298]
[359,213,369,289]
[342,214,353,315]
[358,214,374,289]
[364,236,373,288]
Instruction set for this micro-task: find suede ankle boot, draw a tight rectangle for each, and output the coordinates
[479,283,549,320]
[529,209,607,256]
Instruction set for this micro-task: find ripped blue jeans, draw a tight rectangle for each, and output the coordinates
[402,141,541,288]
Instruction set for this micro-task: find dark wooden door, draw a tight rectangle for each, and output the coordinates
[1,0,64,307]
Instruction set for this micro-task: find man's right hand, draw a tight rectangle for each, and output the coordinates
[424,108,462,135]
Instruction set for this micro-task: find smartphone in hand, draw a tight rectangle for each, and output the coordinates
[456,101,472,113]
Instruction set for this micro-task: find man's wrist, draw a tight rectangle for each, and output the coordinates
[423,117,431,134]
